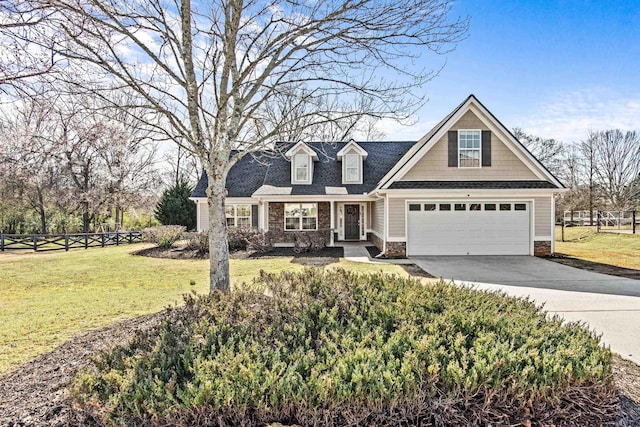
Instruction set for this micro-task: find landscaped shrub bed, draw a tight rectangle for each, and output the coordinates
[142,225,185,248]
[72,269,618,426]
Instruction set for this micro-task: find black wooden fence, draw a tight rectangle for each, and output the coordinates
[0,231,143,252]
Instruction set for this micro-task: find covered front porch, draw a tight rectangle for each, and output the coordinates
[260,200,371,246]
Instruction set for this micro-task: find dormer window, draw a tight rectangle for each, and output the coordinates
[337,140,367,185]
[294,153,309,182]
[344,153,360,183]
[285,141,318,185]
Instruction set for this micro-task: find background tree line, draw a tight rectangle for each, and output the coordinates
[514,128,640,220]
[0,93,176,234]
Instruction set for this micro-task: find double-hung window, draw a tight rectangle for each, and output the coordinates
[294,153,309,182]
[225,204,252,228]
[344,153,360,183]
[285,203,317,230]
[458,130,481,168]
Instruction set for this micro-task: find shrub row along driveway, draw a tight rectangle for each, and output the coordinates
[411,256,640,365]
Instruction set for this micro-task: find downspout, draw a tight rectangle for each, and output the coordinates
[383,192,388,255]
[330,200,335,246]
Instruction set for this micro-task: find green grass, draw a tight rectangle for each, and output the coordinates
[555,225,640,270]
[0,245,408,376]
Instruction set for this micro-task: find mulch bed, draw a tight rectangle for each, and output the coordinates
[364,246,435,279]
[133,246,209,259]
[133,246,344,266]
[0,312,166,427]
[245,246,344,259]
[547,254,640,280]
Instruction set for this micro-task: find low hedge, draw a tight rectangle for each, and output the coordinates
[72,269,618,426]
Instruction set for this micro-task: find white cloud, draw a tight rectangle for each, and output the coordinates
[513,87,640,143]
[365,116,436,141]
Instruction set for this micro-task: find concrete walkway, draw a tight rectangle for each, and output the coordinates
[410,256,640,364]
[340,242,413,265]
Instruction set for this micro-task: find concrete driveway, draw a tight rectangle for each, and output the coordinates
[410,256,640,364]
[410,255,640,297]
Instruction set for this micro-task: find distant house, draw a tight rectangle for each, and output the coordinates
[191,95,564,257]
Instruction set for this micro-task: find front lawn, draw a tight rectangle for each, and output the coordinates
[0,245,408,375]
[555,226,640,270]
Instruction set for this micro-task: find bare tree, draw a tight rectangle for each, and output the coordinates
[513,128,565,179]
[589,129,640,210]
[579,133,599,224]
[15,0,468,292]
[165,145,201,187]
[0,3,63,95]
[0,97,64,233]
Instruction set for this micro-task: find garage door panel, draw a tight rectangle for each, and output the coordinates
[407,201,530,256]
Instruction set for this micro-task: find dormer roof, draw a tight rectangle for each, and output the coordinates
[336,140,368,160]
[284,141,319,161]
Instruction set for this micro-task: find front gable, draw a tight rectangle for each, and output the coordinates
[401,109,539,181]
[378,95,564,190]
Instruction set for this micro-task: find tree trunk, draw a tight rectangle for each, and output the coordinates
[207,173,230,293]
[82,201,90,233]
[37,187,47,234]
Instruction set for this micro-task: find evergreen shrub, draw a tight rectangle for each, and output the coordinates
[72,269,618,426]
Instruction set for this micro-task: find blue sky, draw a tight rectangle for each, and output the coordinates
[383,0,640,143]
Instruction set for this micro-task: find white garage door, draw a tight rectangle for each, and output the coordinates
[406,201,531,256]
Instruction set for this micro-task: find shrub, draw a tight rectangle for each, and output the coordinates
[292,230,327,253]
[184,231,209,253]
[227,227,253,251]
[245,230,277,253]
[72,270,617,426]
[154,179,197,230]
[142,225,185,248]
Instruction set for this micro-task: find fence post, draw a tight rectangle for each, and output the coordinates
[84,234,88,249]
[116,232,120,246]
[0,233,3,251]
[33,234,37,251]
[65,234,69,251]
[596,211,601,233]
[633,210,637,234]
[101,233,105,247]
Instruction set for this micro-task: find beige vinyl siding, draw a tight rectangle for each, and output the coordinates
[371,199,384,234]
[387,198,406,238]
[198,201,209,232]
[401,110,538,181]
[534,196,552,237]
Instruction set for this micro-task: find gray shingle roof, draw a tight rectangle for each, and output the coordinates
[388,180,558,190]
[191,142,415,197]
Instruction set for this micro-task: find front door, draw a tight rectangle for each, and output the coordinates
[344,204,360,240]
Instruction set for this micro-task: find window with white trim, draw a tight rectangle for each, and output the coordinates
[225,204,252,228]
[294,153,309,183]
[285,203,318,230]
[344,153,360,183]
[458,130,481,168]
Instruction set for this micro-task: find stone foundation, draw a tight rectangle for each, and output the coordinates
[368,232,384,252]
[385,241,406,258]
[534,241,552,256]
